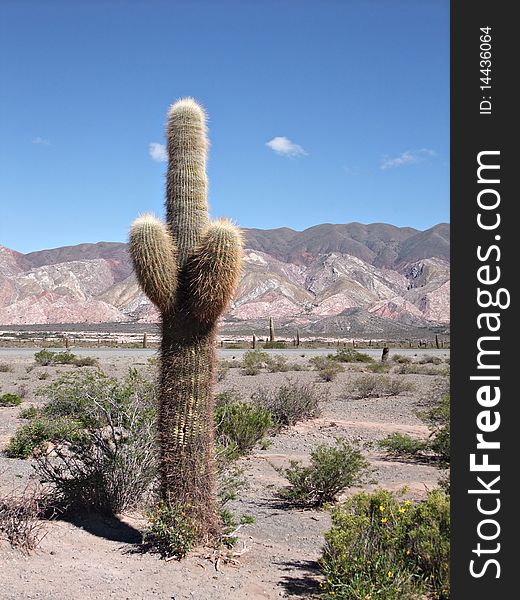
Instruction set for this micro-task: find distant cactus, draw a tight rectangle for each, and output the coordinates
[129,98,243,538]
[252,332,256,349]
[142,332,147,349]
[296,329,300,347]
[269,317,275,342]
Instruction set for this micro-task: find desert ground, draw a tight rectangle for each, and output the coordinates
[0,347,449,600]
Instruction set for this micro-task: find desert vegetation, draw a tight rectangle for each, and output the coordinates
[0,344,450,597]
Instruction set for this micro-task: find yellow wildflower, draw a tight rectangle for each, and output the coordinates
[379,505,385,511]
[405,500,411,506]
[399,507,406,513]
[387,571,393,578]
[381,517,388,523]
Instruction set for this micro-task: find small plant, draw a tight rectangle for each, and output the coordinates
[253,380,322,428]
[0,393,22,407]
[216,361,230,382]
[266,354,290,373]
[37,371,50,380]
[346,374,380,399]
[5,416,83,458]
[263,340,287,349]
[144,501,197,560]
[16,384,29,399]
[379,394,450,468]
[366,362,391,373]
[72,356,99,367]
[330,348,374,363]
[214,388,243,407]
[317,361,344,382]
[395,363,441,375]
[0,362,13,373]
[0,486,48,554]
[277,439,369,508]
[34,349,77,366]
[378,433,428,457]
[215,401,272,458]
[419,354,443,365]
[240,350,269,375]
[240,514,256,524]
[320,488,450,600]
[19,405,41,420]
[391,353,412,364]
[346,375,414,399]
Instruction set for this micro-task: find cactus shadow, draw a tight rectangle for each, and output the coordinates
[61,512,143,544]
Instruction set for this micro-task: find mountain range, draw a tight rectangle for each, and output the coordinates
[0,222,450,338]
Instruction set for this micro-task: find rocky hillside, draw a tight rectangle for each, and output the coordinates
[0,223,449,337]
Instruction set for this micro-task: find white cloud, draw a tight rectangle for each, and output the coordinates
[380,148,436,170]
[149,142,167,162]
[32,137,50,146]
[266,136,307,157]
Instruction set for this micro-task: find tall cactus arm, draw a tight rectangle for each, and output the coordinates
[129,214,178,312]
[166,98,209,266]
[186,219,244,325]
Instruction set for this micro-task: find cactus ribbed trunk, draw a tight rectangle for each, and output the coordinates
[159,329,217,531]
[129,98,243,539]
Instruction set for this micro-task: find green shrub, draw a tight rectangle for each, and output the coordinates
[215,401,272,459]
[19,406,41,420]
[72,356,99,367]
[379,395,450,467]
[0,393,22,407]
[329,348,374,363]
[421,394,450,465]
[33,369,157,514]
[320,488,450,599]
[278,439,369,508]
[34,350,77,366]
[253,380,322,428]
[378,433,428,457]
[5,416,84,458]
[240,350,269,375]
[144,501,197,560]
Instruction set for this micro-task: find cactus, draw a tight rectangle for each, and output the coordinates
[252,332,256,349]
[129,98,243,537]
[295,329,300,347]
[269,316,275,342]
[143,332,147,349]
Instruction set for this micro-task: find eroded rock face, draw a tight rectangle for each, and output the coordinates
[0,222,450,330]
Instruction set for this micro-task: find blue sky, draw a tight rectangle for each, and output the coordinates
[0,0,449,254]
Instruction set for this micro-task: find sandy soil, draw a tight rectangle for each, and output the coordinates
[0,350,448,600]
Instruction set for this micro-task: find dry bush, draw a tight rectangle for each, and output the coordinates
[346,375,415,399]
[253,380,323,428]
[0,485,48,553]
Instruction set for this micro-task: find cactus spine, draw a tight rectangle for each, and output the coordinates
[129,98,243,537]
